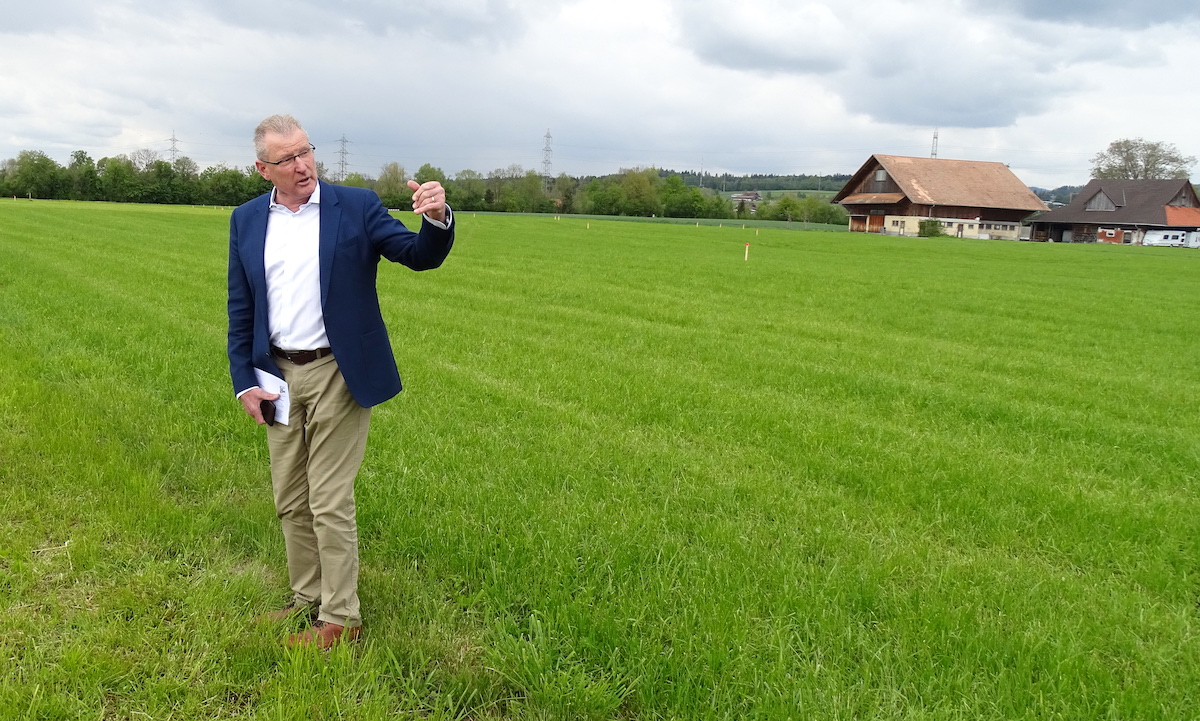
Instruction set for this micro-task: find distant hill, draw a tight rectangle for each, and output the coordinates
[1031,185,1084,206]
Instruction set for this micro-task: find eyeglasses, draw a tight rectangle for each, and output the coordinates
[261,144,315,168]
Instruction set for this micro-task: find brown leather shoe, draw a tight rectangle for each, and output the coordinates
[285,621,362,650]
[255,602,319,626]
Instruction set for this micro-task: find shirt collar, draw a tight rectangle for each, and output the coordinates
[269,181,321,210]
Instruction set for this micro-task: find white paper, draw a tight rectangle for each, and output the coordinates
[254,368,291,426]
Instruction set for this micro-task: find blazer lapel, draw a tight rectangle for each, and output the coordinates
[243,198,270,293]
[318,181,341,309]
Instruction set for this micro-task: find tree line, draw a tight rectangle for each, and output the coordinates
[0,148,849,222]
[5,137,1192,220]
[660,170,851,193]
[0,150,272,206]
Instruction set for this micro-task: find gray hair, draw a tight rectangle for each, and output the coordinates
[253,114,304,160]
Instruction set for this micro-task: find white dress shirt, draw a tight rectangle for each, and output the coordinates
[265,183,328,351]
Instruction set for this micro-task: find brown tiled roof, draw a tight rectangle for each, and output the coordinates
[875,155,1046,211]
[839,193,906,205]
[1034,179,1199,227]
[834,154,1046,212]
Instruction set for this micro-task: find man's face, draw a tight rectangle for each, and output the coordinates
[255,128,317,204]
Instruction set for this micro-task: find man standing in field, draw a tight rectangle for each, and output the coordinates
[227,114,454,648]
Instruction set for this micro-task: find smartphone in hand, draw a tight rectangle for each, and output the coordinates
[260,399,276,426]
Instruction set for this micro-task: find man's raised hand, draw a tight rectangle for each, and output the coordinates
[408,180,447,223]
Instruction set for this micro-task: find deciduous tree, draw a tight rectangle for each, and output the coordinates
[451,169,486,210]
[1090,138,1196,180]
[662,174,703,218]
[129,148,160,173]
[554,173,579,214]
[620,168,662,217]
[198,164,249,206]
[375,162,411,209]
[341,172,372,189]
[97,155,138,202]
[415,163,447,185]
[12,150,65,199]
[67,150,98,201]
[582,178,625,216]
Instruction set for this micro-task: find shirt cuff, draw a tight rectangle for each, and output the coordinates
[423,204,453,230]
[235,386,260,400]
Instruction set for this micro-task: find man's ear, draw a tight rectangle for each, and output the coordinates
[255,161,270,181]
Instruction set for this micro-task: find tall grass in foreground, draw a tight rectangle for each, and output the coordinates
[1,201,1199,719]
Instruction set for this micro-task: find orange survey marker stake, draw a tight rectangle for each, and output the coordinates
[745,242,750,261]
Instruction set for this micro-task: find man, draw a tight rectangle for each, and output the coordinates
[227,114,453,648]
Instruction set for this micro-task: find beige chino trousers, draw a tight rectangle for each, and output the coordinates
[266,353,370,629]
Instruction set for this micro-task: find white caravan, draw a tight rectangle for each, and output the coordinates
[1143,229,1200,248]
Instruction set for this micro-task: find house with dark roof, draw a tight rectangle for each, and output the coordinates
[1027,179,1200,245]
[833,155,1047,239]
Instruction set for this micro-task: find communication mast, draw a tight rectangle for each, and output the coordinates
[931,128,939,159]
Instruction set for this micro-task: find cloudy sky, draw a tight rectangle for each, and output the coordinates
[3,0,1198,189]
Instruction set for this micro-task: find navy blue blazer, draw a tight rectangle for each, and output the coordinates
[227,181,454,408]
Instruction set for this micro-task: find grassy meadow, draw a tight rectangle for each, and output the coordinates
[2,199,1200,719]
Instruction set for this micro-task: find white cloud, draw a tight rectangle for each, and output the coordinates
[1,0,1198,187]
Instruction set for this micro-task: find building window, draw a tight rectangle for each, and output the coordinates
[875,169,887,182]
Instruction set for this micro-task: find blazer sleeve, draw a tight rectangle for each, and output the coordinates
[226,209,259,396]
[363,194,455,271]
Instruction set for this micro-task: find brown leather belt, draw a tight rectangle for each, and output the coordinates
[272,346,332,365]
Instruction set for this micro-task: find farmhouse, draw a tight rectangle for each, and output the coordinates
[833,154,1046,239]
[730,191,762,214]
[1027,179,1200,245]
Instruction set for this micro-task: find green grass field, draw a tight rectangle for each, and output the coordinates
[2,200,1199,719]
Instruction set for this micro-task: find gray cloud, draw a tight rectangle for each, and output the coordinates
[968,0,1200,28]
[668,0,1185,130]
[837,25,1074,128]
[674,1,847,74]
[148,0,542,47]
[1,0,544,46]
[0,2,99,34]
